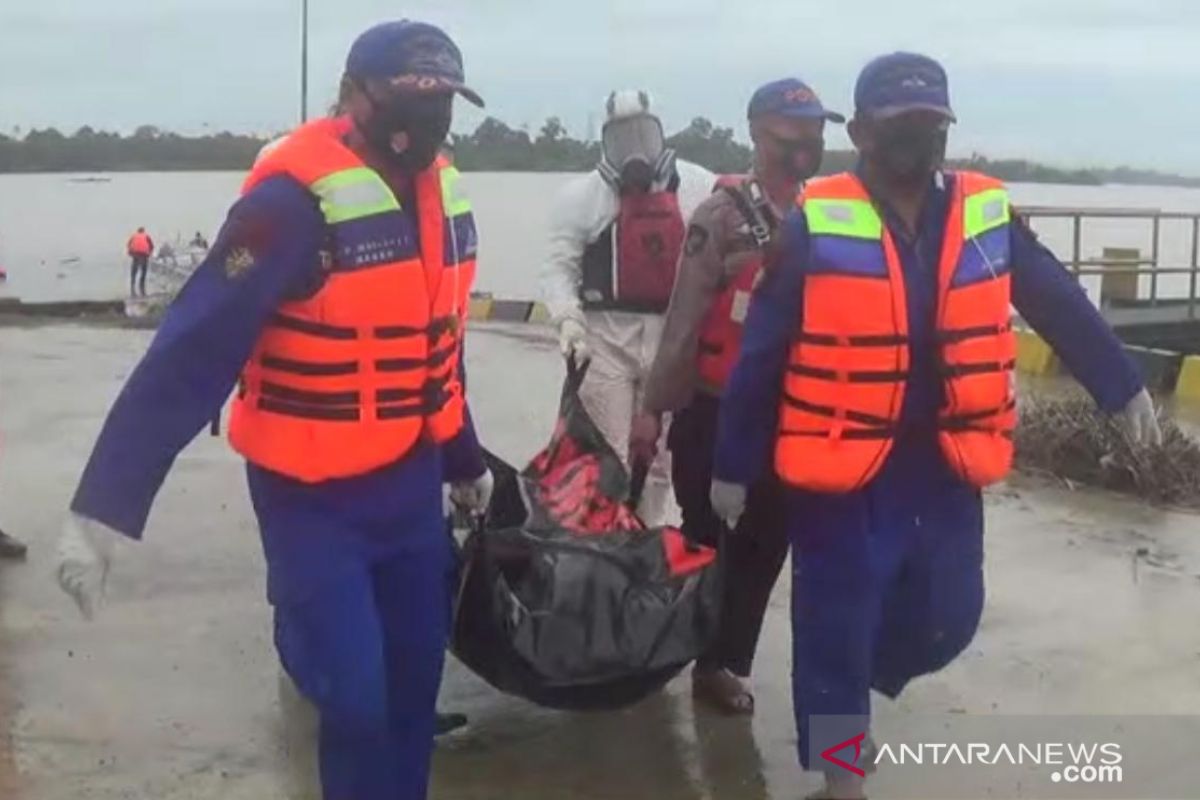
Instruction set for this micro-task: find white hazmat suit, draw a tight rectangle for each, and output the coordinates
[540,91,715,525]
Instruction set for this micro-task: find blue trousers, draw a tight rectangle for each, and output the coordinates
[246,450,452,798]
[272,537,454,799]
[787,435,986,770]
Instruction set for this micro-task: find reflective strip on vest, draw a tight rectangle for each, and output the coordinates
[311,167,401,224]
[440,166,472,218]
[962,188,1010,240]
[804,198,884,240]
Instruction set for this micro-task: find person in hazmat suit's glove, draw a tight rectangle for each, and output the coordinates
[540,89,715,524]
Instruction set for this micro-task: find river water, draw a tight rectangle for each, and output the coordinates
[2,171,1199,303]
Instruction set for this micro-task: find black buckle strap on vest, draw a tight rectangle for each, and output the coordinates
[269,314,357,340]
[260,355,358,377]
[270,316,459,344]
[721,179,776,250]
[260,381,360,406]
[699,338,723,356]
[782,393,897,430]
[375,343,456,374]
[778,427,894,441]
[428,315,459,337]
[375,315,458,341]
[937,322,1013,345]
[788,364,910,384]
[427,342,456,370]
[374,323,427,340]
[941,358,1017,378]
[796,331,909,347]
[257,398,360,422]
[376,380,452,419]
[940,398,1017,431]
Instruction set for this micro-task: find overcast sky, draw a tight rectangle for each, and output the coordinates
[2,0,1198,172]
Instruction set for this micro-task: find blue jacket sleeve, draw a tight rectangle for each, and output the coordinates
[70,177,325,538]
[1010,218,1143,412]
[440,353,486,483]
[713,210,808,485]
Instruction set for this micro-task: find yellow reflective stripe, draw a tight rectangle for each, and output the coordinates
[310,167,401,224]
[804,198,883,240]
[962,188,1010,240]
[440,165,472,217]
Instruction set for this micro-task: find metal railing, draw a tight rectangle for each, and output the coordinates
[1018,206,1200,321]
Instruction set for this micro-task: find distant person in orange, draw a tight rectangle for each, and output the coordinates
[126,226,154,297]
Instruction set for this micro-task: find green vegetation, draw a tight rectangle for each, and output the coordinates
[1,118,1197,188]
[0,126,263,172]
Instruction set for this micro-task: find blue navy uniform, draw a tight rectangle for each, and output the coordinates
[71,174,484,799]
[714,170,1143,768]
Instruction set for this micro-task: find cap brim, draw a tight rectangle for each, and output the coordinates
[452,84,485,109]
[868,102,956,122]
[387,75,485,108]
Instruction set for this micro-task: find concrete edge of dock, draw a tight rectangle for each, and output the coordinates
[4,294,1199,404]
[1016,326,1200,401]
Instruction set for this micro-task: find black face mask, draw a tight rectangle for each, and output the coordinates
[619,158,655,194]
[873,123,947,186]
[766,134,825,183]
[359,88,452,173]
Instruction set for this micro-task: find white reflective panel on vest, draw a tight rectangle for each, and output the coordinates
[982,198,1006,223]
[324,179,394,210]
[821,203,856,224]
[730,289,751,324]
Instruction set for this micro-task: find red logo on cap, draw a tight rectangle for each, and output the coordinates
[785,87,816,104]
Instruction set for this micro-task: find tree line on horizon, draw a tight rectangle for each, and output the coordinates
[0,118,1196,189]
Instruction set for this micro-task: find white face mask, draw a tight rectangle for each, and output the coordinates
[601,114,665,170]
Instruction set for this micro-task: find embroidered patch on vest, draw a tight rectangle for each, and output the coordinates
[224,246,255,278]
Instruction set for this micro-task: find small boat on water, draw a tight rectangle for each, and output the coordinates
[68,177,112,184]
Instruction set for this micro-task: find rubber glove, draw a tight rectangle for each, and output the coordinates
[628,411,662,468]
[450,469,494,517]
[55,513,121,620]
[709,479,747,530]
[1118,388,1163,448]
[558,318,590,364]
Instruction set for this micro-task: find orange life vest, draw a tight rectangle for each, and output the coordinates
[696,176,775,393]
[228,116,477,483]
[774,171,1016,493]
[127,232,152,256]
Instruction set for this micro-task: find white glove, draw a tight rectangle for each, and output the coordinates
[709,479,747,530]
[450,469,494,517]
[1118,388,1163,448]
[558,318,590,364]
[55,514,121,620]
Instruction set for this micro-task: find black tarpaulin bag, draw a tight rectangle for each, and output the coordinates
[451,361,722,710]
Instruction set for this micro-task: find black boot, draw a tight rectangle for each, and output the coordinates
[0,529,27,560]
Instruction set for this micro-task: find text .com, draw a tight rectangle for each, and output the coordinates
[1053,763,1124,784]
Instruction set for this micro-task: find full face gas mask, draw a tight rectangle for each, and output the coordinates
[598,114,675,194]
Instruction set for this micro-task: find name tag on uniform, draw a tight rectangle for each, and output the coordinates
[730,290,751,324]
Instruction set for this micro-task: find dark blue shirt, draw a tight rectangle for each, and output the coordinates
[71,175,485,602]
[714,171,1143,486]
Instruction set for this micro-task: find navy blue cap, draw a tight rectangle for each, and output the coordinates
[854,52,954,122]
[748,78,845,123]
[345,20,484,107]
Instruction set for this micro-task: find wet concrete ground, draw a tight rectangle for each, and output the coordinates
[0,323,1198,799]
